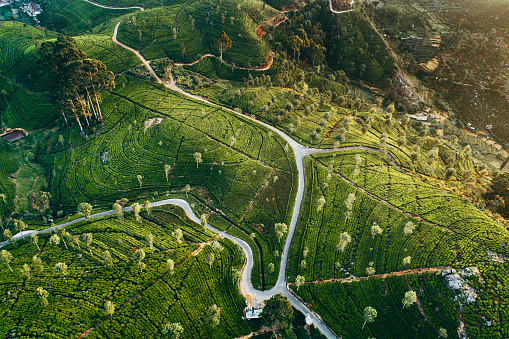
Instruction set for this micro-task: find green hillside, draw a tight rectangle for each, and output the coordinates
[37,75,297,289]
[116,0,277,67]
[0,205,252,338]
[293,273,459,338]
[38,0,136,35]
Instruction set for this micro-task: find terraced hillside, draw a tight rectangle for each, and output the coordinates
[0,205,251,338]
[38,75,297,289]
[116,0,277,67]
[0,0,508,338]
[289,148,509,337]
[38,0,137,35]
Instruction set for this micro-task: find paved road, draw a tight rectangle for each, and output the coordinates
[329,0,355,14]
[1,5,397,337]
[82,0,144,11]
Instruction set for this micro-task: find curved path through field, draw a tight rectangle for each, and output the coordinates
[328,0,355,14]
[1,6,407,339]
[82,0,144,11]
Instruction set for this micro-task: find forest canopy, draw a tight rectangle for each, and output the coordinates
[39,36,115,132]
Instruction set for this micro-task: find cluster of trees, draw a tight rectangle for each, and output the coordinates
[485,172,509,218]
[39,36,115,132]
[270,0,393,84]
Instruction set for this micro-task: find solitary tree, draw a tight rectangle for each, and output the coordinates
[345,193,356,220]
[144,200,152,216]
[57,227,69,250]
[164,164,172,182]
[274,223,288,243]
[362,306,377,329]
[403,256,411,266]
[162,322,184,339]
[103,250,113,268]
[260,293,294,330]
[31,233,41,251]
[50,234,61,247]
[138,261,147,273]
[172,228,183,244]
[402,290,417,308]
[113,203,123,221]
[33,255,44,273]
[317,196,326,212]
[371,222,383,239]
[20,263,31,280]
[53,262,68,283]
[366,266,375,278]
[34,287,49,307]
[134,248,146,262]
[211,240,223,252]
[232,267,241,284]
[104,300,115,317]
[193,152,202,168]
[137,174,143,188]
[146,233,155,253]
[208,304,221,328]
[71,234,81,250]
[167,259,175,275]
[0,250,13,272]
[268,262,275,274]
[337,232,351,252]
[200,213,208,228]
[295,275,305,291]
[82,233,93,255]
[132,202,142,222]
[216,31,232,60]
[228,136,236,148]
[78,202,93,220]
[438,327,448,338]
[183,184,191,198]
[404,221,416,236]
[206,252,215,269]
[14,220,27,239]
[3,229,12,241]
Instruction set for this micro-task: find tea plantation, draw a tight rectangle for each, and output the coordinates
[116,0,276,67]
[38,75,297,289]
[288,149,509,337]
[292,273,460,338]
[0,205,252,338]
[1,0,509,337]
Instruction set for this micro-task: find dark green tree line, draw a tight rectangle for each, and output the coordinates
[39,36,115,132]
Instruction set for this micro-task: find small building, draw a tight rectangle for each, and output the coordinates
[244,306,263,320]
[408,112,429,122]
[305,314,313,326]
[0,0,13,8]
[20,1,42,19]
[0,128,27,142]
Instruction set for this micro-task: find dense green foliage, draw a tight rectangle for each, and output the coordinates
[294,273,459,338]
[0,206,252,338]
[0,142,18,217]
[76,34,141,75]
[117,0,276,67]
[272,0,394,84]
[38,75,297,288]
[0,21,54,91]
[288,156,457,281]
[38,0,135,35]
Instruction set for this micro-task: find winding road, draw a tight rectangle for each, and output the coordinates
[0,4,402,338]
[82,0,144,11]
